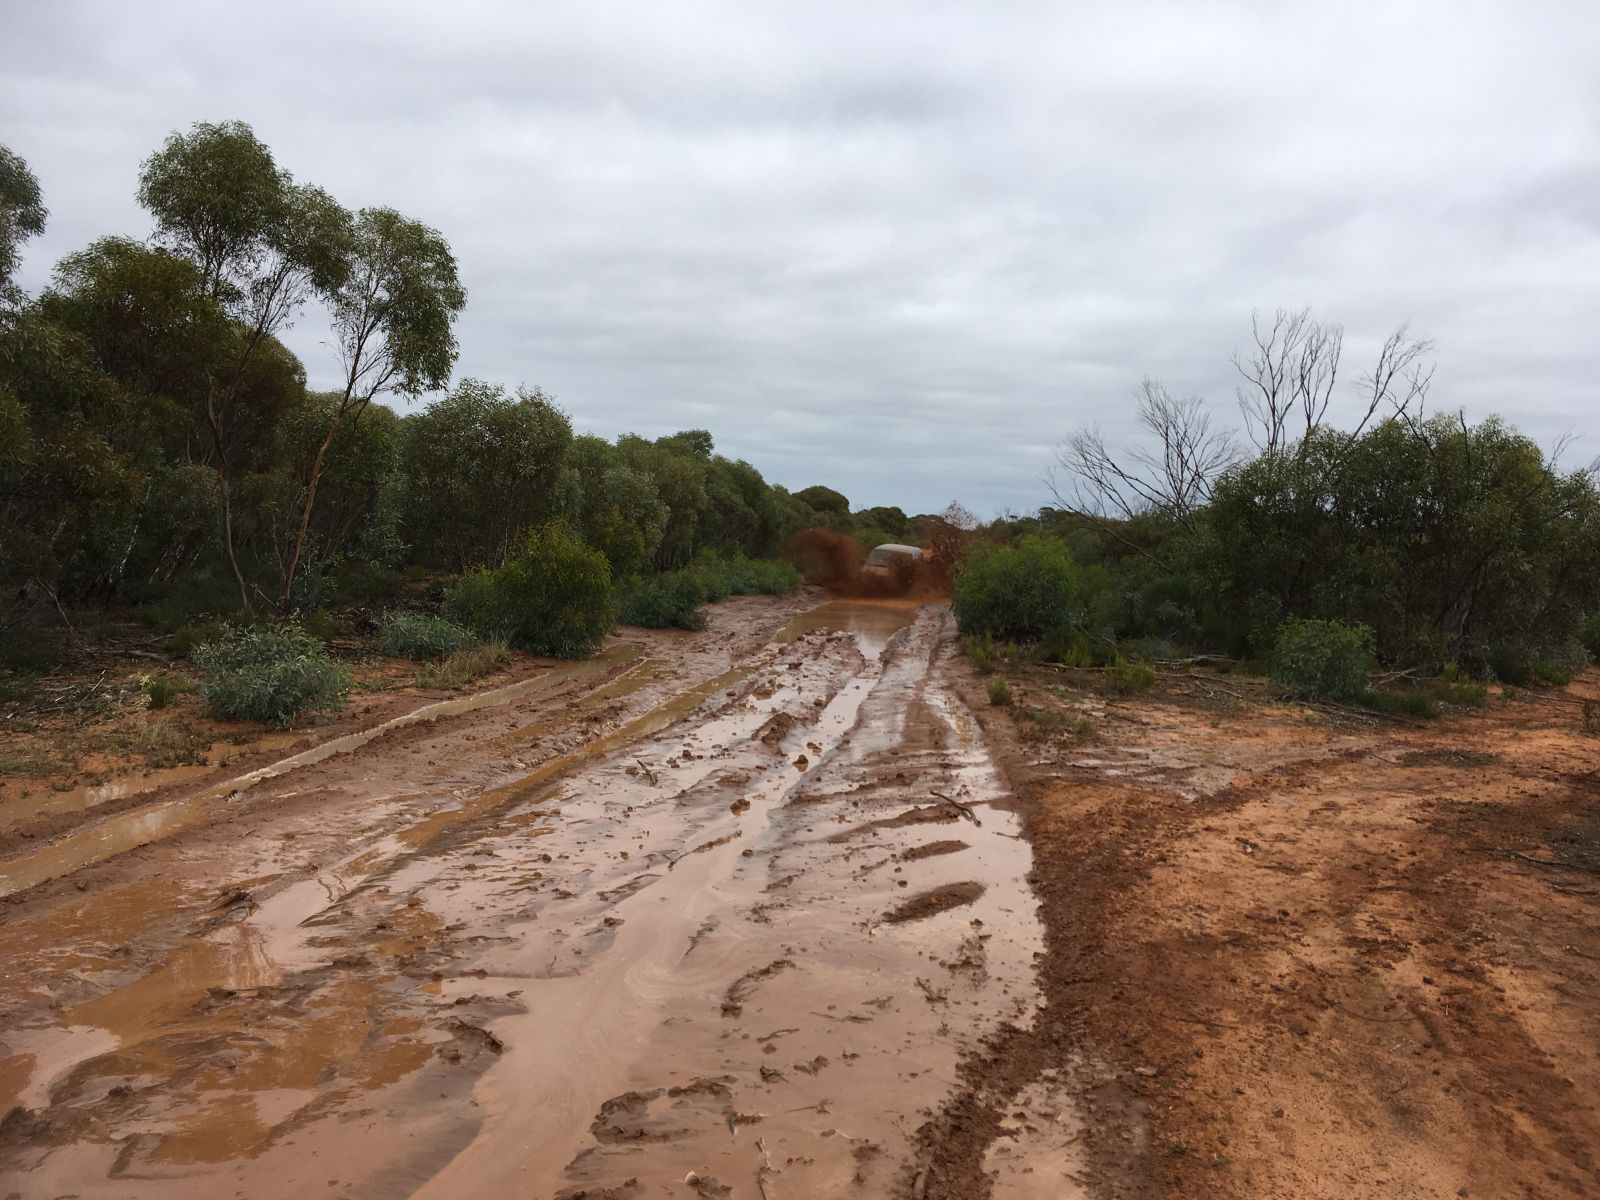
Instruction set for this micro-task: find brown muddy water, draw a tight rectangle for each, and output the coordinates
[0,600,1080,1198]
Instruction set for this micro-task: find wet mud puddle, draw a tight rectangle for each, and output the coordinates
[0,602,1077,1198]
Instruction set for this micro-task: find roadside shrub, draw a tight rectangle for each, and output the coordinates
[416,639,511,689]
[381,614,477,659]
[691,553,802,602]
[1102,656,1156,694]
[965,636,995,674]
[986,677,1013,706]
[953,536,1084,642]
[1583,616,1600,663]
[140,672,191,710]
[1364,688,1438,718]
[621,569,708,630]
[168,620,229,658]
[446,523,617,657]
[1270,618,1374,701]
[192,624,352,727]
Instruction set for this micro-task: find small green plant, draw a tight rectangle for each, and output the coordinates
[986,677,1013,706]
[192,623,353,727]
[140,672,191,710]
[1102,656,1156,694]
[1270,618,1374,701]
[416,639,512,689]
[167,620,230,658]
[447,522,617,657]
[620,569,708,630]
[1362,687,1439,718]
[381,614,477,659]
[965,636,995,674]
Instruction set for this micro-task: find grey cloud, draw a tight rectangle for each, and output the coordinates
[6,0,1599,514]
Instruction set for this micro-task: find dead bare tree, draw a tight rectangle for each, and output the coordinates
[1355,322,1435,434]
[1233,307,1344,453]
[1052,378,1236,533]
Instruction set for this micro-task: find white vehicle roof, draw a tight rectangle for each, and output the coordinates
[866,543,923,565]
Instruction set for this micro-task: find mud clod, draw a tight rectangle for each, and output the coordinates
[883,881,986,924]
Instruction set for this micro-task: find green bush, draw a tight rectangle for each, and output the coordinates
[446,522,617,657]
[381,614,477,659]
[965,636,995,674]
[620,569,708,630]
[953,536,1085,642]
[1270,618,1374,701]
[192,624,352,726]
[986,676,1013,706]
[140,672,191,710]
[1363,688,1438,719]
[168,620,230,658]
[1102,656,1156,694]
[415,639,511,689]
[690,553,802,602]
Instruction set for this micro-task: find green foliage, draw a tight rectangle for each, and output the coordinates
[953,536,1088,642]
[1,144,48,299]
[446,523,616,657]
[1270,618,1374,701]
[621,569,708,630]
[693,553,801,600]
[167,620,229,657]
[964,636,995,674]
[415,639,511,689]
[380,614,476,659]
[192,623,352,726]
[1102,656,1156,694]
[986,676,1013,706]
[140,672,191,710]
[400,380,573,569]
[796,485,849,515]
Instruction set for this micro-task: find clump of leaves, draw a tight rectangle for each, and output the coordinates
[1102,656,1156,695]
[965,636,995,674]
[986,677,1013,706]
[192,623,352,727]
[140,672,192,710]
[167,620,230,658]
[447,522,617,657]
[416,639,511,689]
[620,569,707,630]
[1270,618,1374,702]
[381,614,477,659]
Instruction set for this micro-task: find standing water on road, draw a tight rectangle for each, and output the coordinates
[0,601,1081,1198]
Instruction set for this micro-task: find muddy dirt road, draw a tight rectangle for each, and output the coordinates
[0,598,1085,1198]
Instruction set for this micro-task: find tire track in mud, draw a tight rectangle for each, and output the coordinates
[2,600,1081,1200]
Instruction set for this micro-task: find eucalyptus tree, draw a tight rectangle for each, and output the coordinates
[0,145,47,305]
[138,120,352,610]
[278,207,464,609]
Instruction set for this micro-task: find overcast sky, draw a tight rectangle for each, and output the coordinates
[7,1,1599,515]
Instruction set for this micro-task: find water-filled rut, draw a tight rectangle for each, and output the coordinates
[0,601,1073,1198]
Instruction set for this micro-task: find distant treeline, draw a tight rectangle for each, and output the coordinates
[0,124,928,642]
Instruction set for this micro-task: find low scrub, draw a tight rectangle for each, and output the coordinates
[381,614,477,659]
[1102,656,1156,694]
[953,536,1086,642]
[695,553,802,600]
[447,523,617,657]
[416,639,511,689]
[621,569,708,630]
[986,676,1013,706]
[1270,618,1374,701]
[192,623,352,727]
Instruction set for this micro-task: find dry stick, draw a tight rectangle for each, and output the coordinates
[931,790,980,826]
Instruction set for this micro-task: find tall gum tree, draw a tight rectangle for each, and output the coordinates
[138,120,353,612]
[278,207,464,610]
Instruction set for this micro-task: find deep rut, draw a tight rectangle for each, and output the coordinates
[0,602,1080,1199]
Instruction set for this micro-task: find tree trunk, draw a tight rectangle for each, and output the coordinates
[279,405,352,612]
[205,381,253,616]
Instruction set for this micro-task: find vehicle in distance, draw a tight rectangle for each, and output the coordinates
[861,543,923,581]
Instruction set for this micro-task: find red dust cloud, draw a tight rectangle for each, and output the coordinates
[783,529,953,599]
